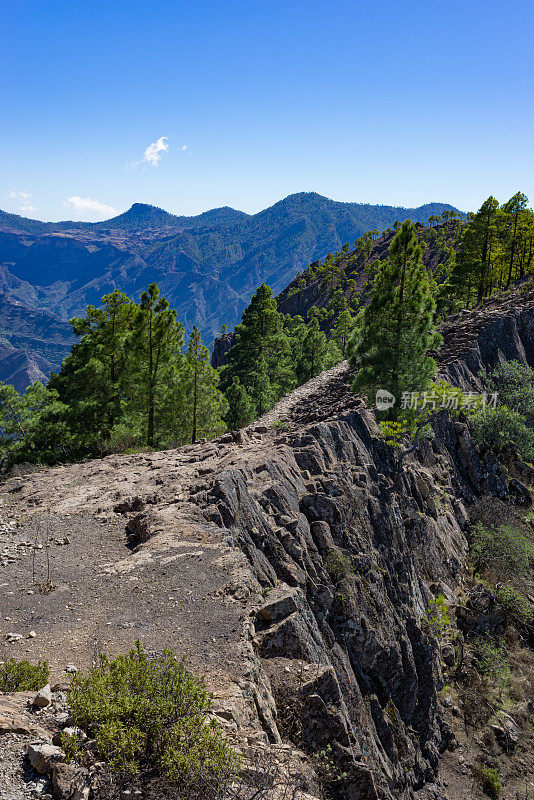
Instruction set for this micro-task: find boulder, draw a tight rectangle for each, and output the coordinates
[26,742,65,774]
[32,684,52,708]
[257,586,299,624]
[52,763,86,800]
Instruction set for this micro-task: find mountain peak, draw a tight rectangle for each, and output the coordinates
[97,203,180,229]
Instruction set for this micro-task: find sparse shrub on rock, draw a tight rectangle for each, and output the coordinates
[66,642,238,790]
[471,522,532,580]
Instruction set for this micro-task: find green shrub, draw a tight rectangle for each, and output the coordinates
[474,637,510,692]
[482,361,534,418]
[472,763,502,798]
[493,585,534,626]
[470,404,534,460]
[0,658,49,692]
[471,522,532,579]
[425,594,451,658]
[324,548,353,583]
[66,643,238,787]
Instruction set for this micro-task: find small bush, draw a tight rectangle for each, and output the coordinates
[493,585,534,626]
[470,404,534,460]
[66,643,238,788]
[482,360,534,418]
[0,658,49,692]
[425,594,451,656]
[324,549,353,583]
[472,763,502,798]
[471,522,532,580]
[474,637,510,693]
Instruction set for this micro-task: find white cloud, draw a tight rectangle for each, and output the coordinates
[8,189,36,214]
[131,136,169,168]
[62,196,118,219]
[179,144,190,152]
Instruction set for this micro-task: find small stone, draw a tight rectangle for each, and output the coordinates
[63,726,87,742]
[29,630,37,638]
[65,664,78,674]
[6,632,22,642]
[32,684,52,708]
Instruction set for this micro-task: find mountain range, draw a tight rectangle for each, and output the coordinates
[0,192,459,389]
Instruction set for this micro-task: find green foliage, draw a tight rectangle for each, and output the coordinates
[312,744,348,785]
[324,548,353,584]
[127,283,186,447]
[222,284,294,417]
[482,360,534,417]
[472,763,502,798]
[470,404,534,460]
[297,317,329,383]
[49,290,135,449]
[331,300,354,358]
[426,594,451,636]
[0,658,49,692]
[447,192,534,307]
[180,326,228,444]
[493,585,534,626]
[66,643,238,785]
[224,377,255,430]
[378,419,412,447]
[1,283,229,470]
[474,637,510,691]
[0,381,68,470]
[471,522,532,580]
[350,220,441,413]
[425,594,452,661]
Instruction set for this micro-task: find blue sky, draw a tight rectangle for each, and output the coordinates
[1,0,533,221]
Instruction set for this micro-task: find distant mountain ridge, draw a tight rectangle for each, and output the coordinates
[0,192,461,389]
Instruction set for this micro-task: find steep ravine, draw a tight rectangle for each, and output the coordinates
[1,290,534,800]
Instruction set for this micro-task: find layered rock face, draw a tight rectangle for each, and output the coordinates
[196,407,504,799]
[2,288,534,799]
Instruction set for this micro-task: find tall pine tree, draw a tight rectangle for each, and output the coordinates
[182,326,227,444]
[49,290,135,450]
[128,283,185,447]
[224,377,255,430]
[351,220,441,410]
[222,284,294,415]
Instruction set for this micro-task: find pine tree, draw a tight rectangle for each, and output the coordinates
[222,284,294,414]
[128,283,185,447]
[224,377,255,430]
[448,197,500,304]
[249,353,275,417]
[182,326,227,444]
[49,290,135,449]
[332,300,354,357]
[0,381,68,470]
[351,220,441,410]
[502,192,529,286]
[297,318,329,383]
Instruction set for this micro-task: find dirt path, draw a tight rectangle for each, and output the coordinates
[251,360,362,429]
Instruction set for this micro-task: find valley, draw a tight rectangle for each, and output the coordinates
[0,194,458,390]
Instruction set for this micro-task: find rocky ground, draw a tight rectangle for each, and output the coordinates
[2,290,534,799]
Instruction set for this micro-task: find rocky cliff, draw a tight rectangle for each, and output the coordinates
[1,287,533,800]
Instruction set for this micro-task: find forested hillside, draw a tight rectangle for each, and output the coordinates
[2,193,531,474]
[0,193,458,389]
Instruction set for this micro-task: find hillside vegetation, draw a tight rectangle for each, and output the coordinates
[0,193,458,390]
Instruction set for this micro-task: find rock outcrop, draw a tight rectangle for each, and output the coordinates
[2,287,534,799]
